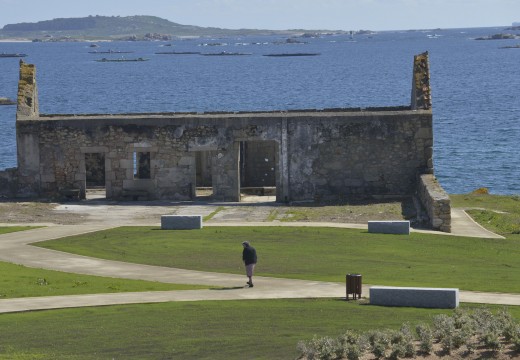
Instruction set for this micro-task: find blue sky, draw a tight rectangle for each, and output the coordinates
[0,0,519,31]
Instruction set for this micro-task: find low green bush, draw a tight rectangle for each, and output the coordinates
[298,307,520,360]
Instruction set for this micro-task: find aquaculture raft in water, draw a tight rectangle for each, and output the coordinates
[0,97,15,105]
[88,50,134,54]
[0,53,27,58]
[95,57,149,62]
[200,51,252,56]
[263,53,320,57]
[155,51,201,55]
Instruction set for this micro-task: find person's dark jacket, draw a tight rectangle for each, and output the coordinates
[242,246,257,265]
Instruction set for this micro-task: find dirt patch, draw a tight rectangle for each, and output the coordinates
[0,201,83,225]
[0,197,417,226]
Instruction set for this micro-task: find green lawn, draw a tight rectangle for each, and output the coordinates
[0,226,39,235]
[0,226,208,298]
[450,193,520,237]
[1,194,519,359]
[35,226,520,293]
[0,261,209,298]
[1,300,517,360]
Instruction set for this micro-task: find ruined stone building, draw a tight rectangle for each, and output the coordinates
[0,53,451,231]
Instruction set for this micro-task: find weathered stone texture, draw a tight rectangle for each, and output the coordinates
[0,168,19,197]
[15,109,433,203]
[411,51,432,110]
[417,173,451,232]
[16,61,39,119]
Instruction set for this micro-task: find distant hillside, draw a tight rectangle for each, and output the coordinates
[0,15,331,40]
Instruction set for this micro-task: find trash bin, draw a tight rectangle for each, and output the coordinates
[346,273,362,300]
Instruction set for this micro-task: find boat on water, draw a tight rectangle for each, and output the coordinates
[95,57,149,62]
[0,53,27,58]
[263,53,320,57]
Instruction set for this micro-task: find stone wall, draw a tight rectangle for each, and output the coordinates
[15,108,433,203]
[411,52,432,111]
[0,168,18,198]
[417,174,451,232]
[16,61,39,118]
[287,110,432,201]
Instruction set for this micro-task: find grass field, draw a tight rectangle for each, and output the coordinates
[0,226,39,235]
[0,261,209,298]
[0,300,518,360]
[1,193,519,359]
[35,226,520,293]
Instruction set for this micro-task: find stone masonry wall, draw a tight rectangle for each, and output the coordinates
[288,111,433,201]
[16,61,39,118]
[0,168,18,198]
[17,109,433,203]
[417,173,451,232]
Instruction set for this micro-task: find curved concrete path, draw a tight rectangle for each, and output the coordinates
[0,208,516,313]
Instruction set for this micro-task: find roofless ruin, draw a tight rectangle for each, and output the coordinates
[0,52,451,231]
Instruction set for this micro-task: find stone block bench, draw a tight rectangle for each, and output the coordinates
[161,215,203,230]
[370,286,459,309]
[368,220,410,235]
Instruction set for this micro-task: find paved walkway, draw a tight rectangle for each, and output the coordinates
[0,208,516,313]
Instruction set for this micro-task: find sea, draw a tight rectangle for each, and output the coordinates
[0,27,519,195]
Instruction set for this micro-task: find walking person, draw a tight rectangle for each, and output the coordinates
[242,241,257,287]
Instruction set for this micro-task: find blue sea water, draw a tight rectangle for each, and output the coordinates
[0,27,519,195]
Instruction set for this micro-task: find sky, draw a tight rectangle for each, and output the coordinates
[0,0,519,31]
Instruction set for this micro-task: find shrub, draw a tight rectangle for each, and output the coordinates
[416,324,433,354]
[367,330,391,359]
[497,308,518,341]
[296,335,345,360]
[297,307,519,360]
[432,314,455,345]
[471,187,489,195]
[513,335,520,353]
[338,330,364,360]
[482,331,502,352]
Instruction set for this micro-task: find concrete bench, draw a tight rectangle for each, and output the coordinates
[161,215,203,230]
[370,286,459,309]
[368,220,410,235]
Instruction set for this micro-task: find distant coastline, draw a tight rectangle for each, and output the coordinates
[0,15,347,42]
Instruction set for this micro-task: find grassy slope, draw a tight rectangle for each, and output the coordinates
[0,300,518,360]
[0,261,209,298]
[450,193,520,237]
[35,226,520,293]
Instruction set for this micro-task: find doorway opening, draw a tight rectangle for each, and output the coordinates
[195,151,214,199]
[239,141,278,202]
[85,152,106,200]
